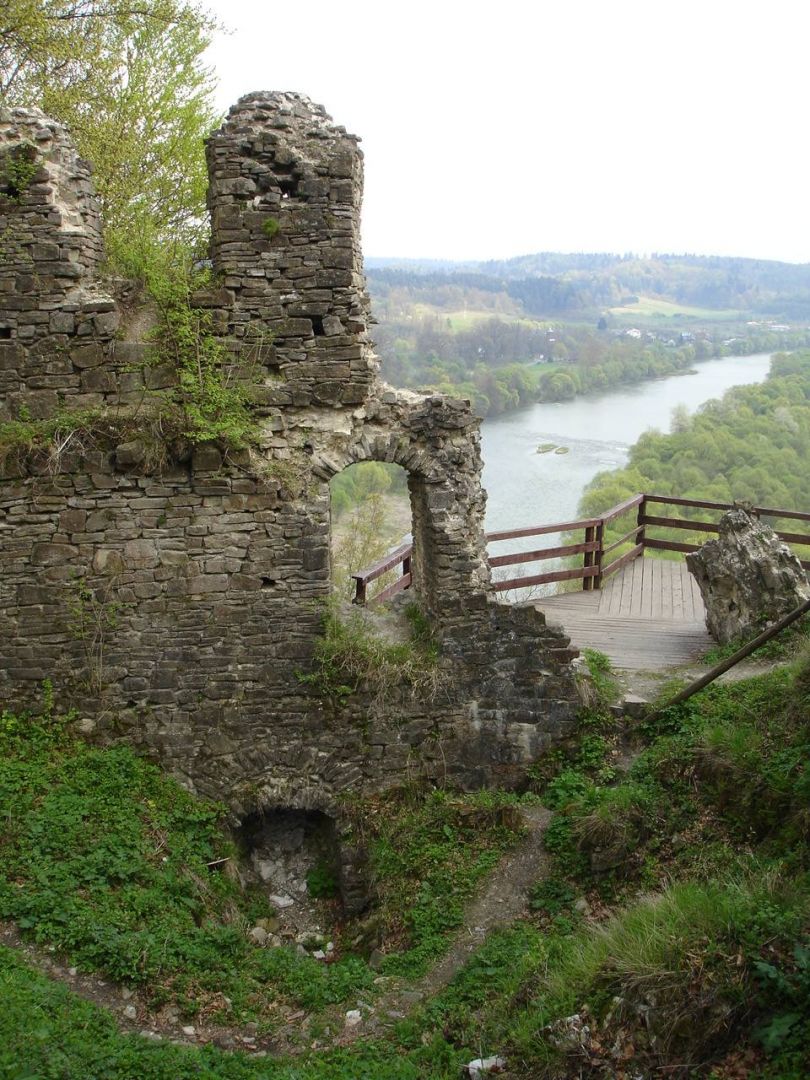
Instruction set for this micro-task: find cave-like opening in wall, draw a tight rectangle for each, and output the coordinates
[329,461,413,604]
[236,808,340,908]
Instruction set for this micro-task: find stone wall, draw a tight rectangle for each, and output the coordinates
[0,93,581,825]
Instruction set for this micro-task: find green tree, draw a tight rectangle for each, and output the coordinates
[1,0,219,272]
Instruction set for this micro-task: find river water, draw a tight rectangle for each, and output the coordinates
[480,352,775,576]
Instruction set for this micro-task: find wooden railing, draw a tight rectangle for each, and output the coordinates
[351,494,810,604]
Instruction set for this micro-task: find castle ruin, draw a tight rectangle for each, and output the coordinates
[0,94,580,886]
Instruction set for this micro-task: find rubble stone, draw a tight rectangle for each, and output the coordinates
[687,505,810,643]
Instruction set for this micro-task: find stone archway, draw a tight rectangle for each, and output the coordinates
[310,406,492,621]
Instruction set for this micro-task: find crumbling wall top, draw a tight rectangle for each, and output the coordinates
[205,92,375,408]
[0,106,104,278]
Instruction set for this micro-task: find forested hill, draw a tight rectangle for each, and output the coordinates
[580,350,810,517]
[367,252,810,319]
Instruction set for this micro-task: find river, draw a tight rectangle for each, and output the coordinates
[480,352,775,579]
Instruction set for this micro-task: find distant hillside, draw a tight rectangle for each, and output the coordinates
[367,252,810,321]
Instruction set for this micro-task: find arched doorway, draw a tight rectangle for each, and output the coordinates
[329,461,412,603]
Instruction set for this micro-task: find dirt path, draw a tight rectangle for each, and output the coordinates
[0,921,277,1055]
[620,656,785,706]
[343,805,554,1039]
[418,804,552,997]
[0,805,556,1055]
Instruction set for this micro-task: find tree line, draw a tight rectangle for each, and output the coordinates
[374,311,810,418]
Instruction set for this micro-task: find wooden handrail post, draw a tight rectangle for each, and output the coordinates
[352,578,366,605]
[402,552,412,588]
[593,520,604,589]
[583,525,595,590]
[637,495,647,554]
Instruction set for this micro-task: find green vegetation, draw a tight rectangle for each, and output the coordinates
[1,0,220,269]
[298,601,439,706]
[581,350,810,549]
[369,257,810,418]
[0,139,37,204]
[701,614,810,667]
[0,701,374,1024]
[0,405,108,475]
[330,461,408,518]
[146,261,260,447]
[609,295,743,321]
[373,300,810,418]
[0,262,263,467]
[347,788,527,978]
[391,656,810,1078]
[0,950,427,1079]
[372,251,810,320]
[3,655,810,1076]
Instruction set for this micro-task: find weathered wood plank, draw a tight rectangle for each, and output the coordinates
[671,559,684,620]
[537,559,714,670]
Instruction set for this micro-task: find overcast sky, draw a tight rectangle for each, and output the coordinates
[202,0,810,265]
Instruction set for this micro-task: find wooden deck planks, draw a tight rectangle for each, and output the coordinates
[537,556,711,671]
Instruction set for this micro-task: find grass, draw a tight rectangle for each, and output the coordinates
[409,303,549,331]
[3,652,810,1076]
[379,658,810,1079]
[0,695,527,1049]
[609,295,744,321]
[0,946,432,1080]
[506,871,810,1076]
[346,787,527,977]
[701,614,810,666]
[0,702,374,1026]
[297,601,440,707]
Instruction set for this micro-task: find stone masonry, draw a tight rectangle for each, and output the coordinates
[0,94,581,834]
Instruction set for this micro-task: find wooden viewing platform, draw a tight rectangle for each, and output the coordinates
[537,558,712,671]
[351,493,810,672]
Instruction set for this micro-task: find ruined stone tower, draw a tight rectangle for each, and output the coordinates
[0,95,580,835]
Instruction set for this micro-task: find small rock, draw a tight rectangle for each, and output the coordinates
[345,1009,363,1027]
[76,718,96,735]
[296,931,326,950]
[181,1025,196,1037]
[244,1021,258,1035]
[573,898,591,916]
[400,991,423,1006]
[249,925,268,946]
[620,693,649,719]
[114,440,146,469]
[465,1055,507,1077]
[269,893,295,909]
[325,940,334,953]
[140,1030,162,1042]
[368,948,385,971]
[121,987,134,1000]
[123,1005,137,1020]
[68,967,78,977]
[312,949,326,960]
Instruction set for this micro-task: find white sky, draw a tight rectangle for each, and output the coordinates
[203,0,810,264]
